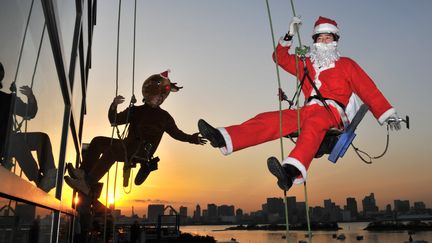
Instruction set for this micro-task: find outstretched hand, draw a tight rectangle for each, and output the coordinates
[19,85,34,97]
[112,95,125,105]
[191,132,207,145]
[289,16,302,36]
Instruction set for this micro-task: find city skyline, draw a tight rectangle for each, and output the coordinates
[62,1,432,215]
[118,191,430,218]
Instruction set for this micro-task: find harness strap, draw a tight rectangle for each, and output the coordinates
[306,98,349,128]
[294,58,345,128]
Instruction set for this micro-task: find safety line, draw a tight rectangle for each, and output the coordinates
[264,1,289,242]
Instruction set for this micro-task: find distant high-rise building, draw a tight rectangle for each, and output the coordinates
[413,201,426,211]
[236,208,243,217]
[324,199,335,210]
[394,200,410,213]
[236,208,243,223]
[346,197,358,219]
[266,198,284,217]
[362,193,378,214]
[218,205,234,217]
[147,204,164,223]
[218,205,235,223]
[193,204,201,221]
[296,201,308,223]
[384,204,392,216]
[207,204,218,220]
[179,206,188,217]
[286,196,297,223]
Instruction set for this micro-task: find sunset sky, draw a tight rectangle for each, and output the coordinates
[76,0,432,216]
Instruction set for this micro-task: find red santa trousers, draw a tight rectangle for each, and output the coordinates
[218,103,341,183]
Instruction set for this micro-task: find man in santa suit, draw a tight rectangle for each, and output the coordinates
[198,16,402,191]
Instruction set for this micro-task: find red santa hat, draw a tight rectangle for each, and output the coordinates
[313,16,339,36]
[160,69,170,79]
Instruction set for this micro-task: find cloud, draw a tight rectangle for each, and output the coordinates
[128,198,192,205]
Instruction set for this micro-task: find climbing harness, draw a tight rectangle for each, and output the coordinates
[266,1,410,242]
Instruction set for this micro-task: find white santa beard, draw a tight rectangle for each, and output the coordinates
[310,41,340,69]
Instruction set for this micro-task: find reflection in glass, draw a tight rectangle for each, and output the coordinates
[0,198,56,242]
[0,1,61,193]
[1,60,57,193]
[72,59,83,132]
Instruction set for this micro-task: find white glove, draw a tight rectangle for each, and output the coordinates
[386,113,402,131]
[288,16,302,36]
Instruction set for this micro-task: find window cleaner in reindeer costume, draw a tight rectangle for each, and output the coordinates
[65,71,206,196]
[198,16,404,191]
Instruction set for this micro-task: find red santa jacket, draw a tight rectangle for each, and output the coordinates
[273,41,395,124]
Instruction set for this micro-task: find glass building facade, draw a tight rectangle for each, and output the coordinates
[0,0,96,242]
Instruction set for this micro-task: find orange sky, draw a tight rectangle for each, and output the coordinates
[66,1,432,216]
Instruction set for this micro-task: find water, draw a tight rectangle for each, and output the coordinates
[181,222,432,243]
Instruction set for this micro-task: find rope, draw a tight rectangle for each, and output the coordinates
[120,0,138,195]
[12,0,35,92]
[23,24,46,132]
[131,0,137,101]
[303,182,312,243]
[265,0,314,241]
[288,0,314,239]
[107,0,139,239]
[283,190,290,242]
[352,125,390,164]
[12,0,36,133]
[264,1,289,242]
[9,0,35,178]
[104,0,123,241]
[265,0,285,160]
[17,23,46,180]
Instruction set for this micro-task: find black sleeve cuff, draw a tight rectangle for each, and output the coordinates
[283,33,293,41]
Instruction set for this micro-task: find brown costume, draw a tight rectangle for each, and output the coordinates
[65,71,205,195]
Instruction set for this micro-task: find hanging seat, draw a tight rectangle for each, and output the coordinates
[286,104,369,162]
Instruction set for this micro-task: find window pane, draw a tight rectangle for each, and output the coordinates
[72,57,83,132]
[0,198,54,243]
[55,0,77,77]
[1,1,63,194]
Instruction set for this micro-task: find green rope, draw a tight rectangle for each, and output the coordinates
[283,190,290,242]
[265,0,285,160]
[303,182,312,242]
[288,0,313,241]
[266,0,314,241]
[264,1,289,242]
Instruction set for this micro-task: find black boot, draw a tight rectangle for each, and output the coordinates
[134,164,150,186]
[198,119,226,148]
[267,156,301,191]
[135,157,160,186]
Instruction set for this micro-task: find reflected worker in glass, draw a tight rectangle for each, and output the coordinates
[0,62,57,192]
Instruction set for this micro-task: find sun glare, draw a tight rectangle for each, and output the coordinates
[107,193,115,207]
[74,194,79,205]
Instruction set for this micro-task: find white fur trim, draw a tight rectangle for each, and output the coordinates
[281,157,307,185]
[378,108,396,125]
[278,36,292,47]
[314,23,339,35]
[217,127,233,155]
[345,93,362,122]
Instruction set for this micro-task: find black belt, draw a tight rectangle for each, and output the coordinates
[307,96,346,111]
